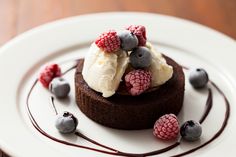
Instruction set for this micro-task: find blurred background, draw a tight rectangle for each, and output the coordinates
[0,0,235,156]
[1,0,236,47]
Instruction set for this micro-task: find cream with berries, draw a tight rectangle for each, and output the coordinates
[82,25,173,97]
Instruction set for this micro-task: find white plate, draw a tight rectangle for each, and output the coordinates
[1,12,236,157]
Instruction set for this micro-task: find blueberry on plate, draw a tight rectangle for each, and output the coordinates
[55,111,78,134]
[130,46,151,69]
[189,68,209,89]
[49,77,70,98]
[180,120,202,141]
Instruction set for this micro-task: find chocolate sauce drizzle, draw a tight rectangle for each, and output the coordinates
[199,88,213,124]
[50,97,58,115]
[26,63,230,157]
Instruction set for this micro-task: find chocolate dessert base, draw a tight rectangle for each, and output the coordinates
[75,56,185,130]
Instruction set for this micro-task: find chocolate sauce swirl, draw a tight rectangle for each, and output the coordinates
[199,88,213,124]
[26,63,230,157]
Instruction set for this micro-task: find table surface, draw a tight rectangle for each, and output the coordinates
[0,0,236,156]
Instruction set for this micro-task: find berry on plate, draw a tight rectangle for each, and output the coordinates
[125,69,151,96]
[130,46,151,69]
[55,111,78,134]
[118,30,138,51]
[153,114,179,140]
[95,30,121,53]
[180,120,202,141]
[39,64,61,88]
[49,77,70,98]
[189,68,209,89]
[126,25,147,46]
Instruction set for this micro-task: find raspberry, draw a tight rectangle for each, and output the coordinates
[39,64,61,88]
[124,69,151,96]
[126,25,147,46]
[95,30,121,53]
[153,114,179,140]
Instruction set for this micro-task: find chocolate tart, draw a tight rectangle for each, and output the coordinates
[75,56,185,130]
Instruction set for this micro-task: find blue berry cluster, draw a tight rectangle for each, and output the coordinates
[118,30,151,69]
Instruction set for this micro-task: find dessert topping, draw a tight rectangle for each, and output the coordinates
[55,111,78,134]
[189,68,209,88]
[83,26,173,97]
[95,30,121,53]
[130,46,152,69]
[49,77,70,98]
[180,120,202,141]
[39,64,61,88]
[82,43,129,97]
[147,42,173,87]
[125,69,151,96]
[126,25,147,46]
[118,30,138,51]
[153,114,179,140]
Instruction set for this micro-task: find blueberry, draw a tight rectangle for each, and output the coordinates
[180,120,202,141]
[55,111,78,134]
[118,30,138,51]
[49,77,70,98]
[130,47,151,69]
[189,68,209,88]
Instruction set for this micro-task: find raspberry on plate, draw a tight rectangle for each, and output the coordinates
[125,69,151,96]
[95,30,121,53]
[153,114,179,140]
[126,25,147,46]
[39,64,61,88]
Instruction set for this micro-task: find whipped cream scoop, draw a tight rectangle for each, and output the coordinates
[146,42,173,87]
[82,43,129,97]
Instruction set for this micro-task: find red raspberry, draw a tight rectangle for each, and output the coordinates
[126,25,146,46]
[95,30,121,53]
[153,114,179,140]
[39,64,61,88]
[124,69,151,96]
